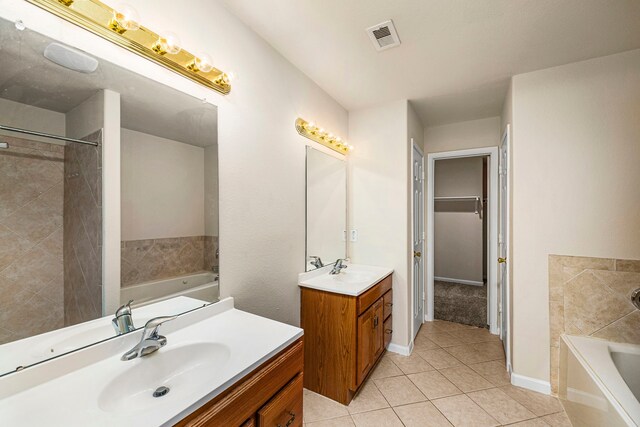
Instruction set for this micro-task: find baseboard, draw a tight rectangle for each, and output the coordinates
[434,276,484,286]
[388,341,413,356]
[511,372,551,395]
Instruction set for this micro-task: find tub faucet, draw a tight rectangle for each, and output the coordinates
[121,315,177,361]
[112,300,135,335]
[309,256,324,269]
[330,259,348,275]
[632,288,640,310]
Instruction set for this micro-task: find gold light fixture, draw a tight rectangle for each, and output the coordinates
[296,118,352,155]
[27,0,231,94]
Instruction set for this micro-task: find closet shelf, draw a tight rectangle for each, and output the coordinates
[434,196,484,218]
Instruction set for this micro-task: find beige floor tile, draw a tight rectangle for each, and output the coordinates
[506,419,550,426]
[415,348,464,369]
[444,344,498,365]
[472,342,505,360]
[432,320,474,332]
[431,394,499,427]
[467,388,537,424]
[541,411,572,426]
[303,389,349,423]
[448,328,501,344]
[351,408,404,427]
[468,360,511,386]
[347,381,389,414]
[414,335,442,351]
[386,351,435,374]
[306,415,355,427]
[407,370,463,400]
[369,355,404,379]
[427,332,466,348]
[439,365,494,392]
[394,401,453,427]
[374,376,427,407]
[499,385,563,416]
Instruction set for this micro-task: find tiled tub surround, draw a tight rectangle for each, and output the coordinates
[0,136,64,344]
[549,255,640,394]
[121,235,218,287]
[303,320,571,426]
[64,130,103,327]
[435,280,488,328]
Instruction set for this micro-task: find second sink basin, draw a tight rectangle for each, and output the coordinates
[98,342,231,414]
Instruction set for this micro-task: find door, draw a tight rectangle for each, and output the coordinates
[356,300,384,386]
[412,143,425,339]
[499,126,510,367]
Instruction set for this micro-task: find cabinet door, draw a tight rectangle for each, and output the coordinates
[356,299,384,386]
[356,304,375,385]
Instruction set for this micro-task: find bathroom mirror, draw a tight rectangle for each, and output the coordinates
[305,146,347,271]
[0,17,218,375]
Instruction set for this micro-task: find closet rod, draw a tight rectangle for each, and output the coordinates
[0,124,99,147]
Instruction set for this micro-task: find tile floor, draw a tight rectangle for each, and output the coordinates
[303,320,572,427]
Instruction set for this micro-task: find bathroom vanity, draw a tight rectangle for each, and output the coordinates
[0,298,304,426]
[299,264,393,404]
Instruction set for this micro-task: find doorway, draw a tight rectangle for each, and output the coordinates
[426,147,499,334]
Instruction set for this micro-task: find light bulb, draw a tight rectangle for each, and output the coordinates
[110,3,140,33]
[194,53,213,72]
[152,32,181,55]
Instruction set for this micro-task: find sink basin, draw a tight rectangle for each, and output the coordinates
[98,342,231,414]
[333,272,377,284]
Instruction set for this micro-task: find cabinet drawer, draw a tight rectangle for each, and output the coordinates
[258,373,303,427]
[384,316,392,350]
[382,290,393,320]
[357,274,392,315]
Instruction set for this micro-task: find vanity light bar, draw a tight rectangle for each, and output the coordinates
[26,0,232,94]
[295,118,353,155]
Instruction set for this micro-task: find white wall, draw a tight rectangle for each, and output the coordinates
[66,91,104,139]
[121,128,205,241]
[424,117,501,154]
[349,99,411,349]
[0,0,348,324]
[0,98,65,143]
[434,157,484,283]
[510,49,640,383]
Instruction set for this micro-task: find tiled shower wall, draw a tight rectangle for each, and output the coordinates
[0,136,64,344]
[121,235,218,287]
[64,130,103,326]
[548,255,640,393]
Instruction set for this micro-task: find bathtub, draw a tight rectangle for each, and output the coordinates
[121,271,220,308]
[559,335,640,426]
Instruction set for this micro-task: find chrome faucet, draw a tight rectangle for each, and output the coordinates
[121,315,177,361]
[329,259,348,275]
[112,300,135,335]
[309,256,324,269]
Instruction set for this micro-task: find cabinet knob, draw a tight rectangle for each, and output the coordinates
[385,302,393,307]
[385,329,393,334]
[278,411,296,427]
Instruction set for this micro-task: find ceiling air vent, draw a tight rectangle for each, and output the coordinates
[366,20,401,51]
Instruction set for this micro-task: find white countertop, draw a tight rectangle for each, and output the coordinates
[0,297,303,426]
[298,263,393,296]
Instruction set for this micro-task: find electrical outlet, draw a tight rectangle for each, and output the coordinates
[350,229,358,242]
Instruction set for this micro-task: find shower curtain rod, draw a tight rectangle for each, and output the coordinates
[0,124,99,147]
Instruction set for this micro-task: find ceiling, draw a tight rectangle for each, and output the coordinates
[222,0,640,126]
[0,18,217,147]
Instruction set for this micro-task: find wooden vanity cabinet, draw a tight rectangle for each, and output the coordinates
[176,338,303,427]
[301,274,392,405]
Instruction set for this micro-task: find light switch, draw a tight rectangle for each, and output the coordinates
[350,229,358,242]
